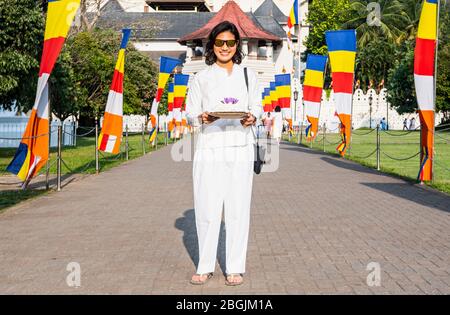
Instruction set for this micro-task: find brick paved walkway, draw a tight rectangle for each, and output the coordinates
[0,139,449,294]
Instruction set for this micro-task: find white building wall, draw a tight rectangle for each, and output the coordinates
[212,0,293,13]
[134,41,186,53]
[115,0,148,12]
[293,88,444,131]
[115,0,303,14]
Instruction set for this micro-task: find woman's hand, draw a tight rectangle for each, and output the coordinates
[199,112,219,124]
[241,112,256,128]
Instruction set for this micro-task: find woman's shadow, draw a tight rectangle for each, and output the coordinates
[175,209,227,275]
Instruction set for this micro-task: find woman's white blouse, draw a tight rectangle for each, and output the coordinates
[186,63,262,148]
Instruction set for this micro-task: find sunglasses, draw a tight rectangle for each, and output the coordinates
[214,39,237,48]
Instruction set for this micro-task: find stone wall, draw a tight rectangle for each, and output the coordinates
[293,88,444,132]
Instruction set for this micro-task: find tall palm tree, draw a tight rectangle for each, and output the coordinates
[342,0,408,46]
[398,0,422,42]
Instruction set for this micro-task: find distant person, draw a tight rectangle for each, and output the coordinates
[409,117,416,130]
[380,117,386,130]
[403,118,408,131]
[263,112,273,139]
[272,106,283,144]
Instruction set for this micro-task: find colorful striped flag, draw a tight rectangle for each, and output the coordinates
[7,0,80,185]
[98,29,131,154]
[269,82,279,112]
[325,29,357,156]
[266,88,273,112]
[167,82,175,136]
[275,74,291,109]
[303,54,328,140]
[287,0,299,29]
[414,0,439,181]
[173,74,189,137]
[150,56,181,144]
[275,74,292,130]
[262,88,270,112]
[173,74,189,109]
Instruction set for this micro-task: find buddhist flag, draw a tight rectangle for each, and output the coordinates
[98,29,131,154]
[275,74,292,129]
[265,88,273,112]
[269,82,279,112]
[262,88,270,112]
[287,0,299,29]
[275,74,291,109]
[155,57,181,102]
[167,82,175,135]
[7,0,80,186]
[173,74,189,137]
[150,56,181,144]
[173,74,189,109]
[325,29,357,156]
[414,0,439,181]
[303,54,328,140]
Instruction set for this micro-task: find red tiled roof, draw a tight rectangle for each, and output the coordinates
[178,0,281,44]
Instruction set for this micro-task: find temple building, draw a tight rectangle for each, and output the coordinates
[96,0,310,87]
[178,1,283,83]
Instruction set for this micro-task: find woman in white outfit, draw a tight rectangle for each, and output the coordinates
[185,21,262,286]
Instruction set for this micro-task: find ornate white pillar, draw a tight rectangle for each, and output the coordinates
[242,39,249,60]
[202,40,207,58]
[266,41,273,62]
[248,40,257,59]
[186,41,194,62]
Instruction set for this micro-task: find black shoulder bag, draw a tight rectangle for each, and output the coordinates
[244,67,265,175]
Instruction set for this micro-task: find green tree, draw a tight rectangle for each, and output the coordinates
[386,40,417,114]
[123,50,158,117]
[343,0,407,46]
[157,77,172,117]
[65,30,115,125]
[65,29,158,126]
[304,0,352,56]
[355,37,396,90]
[436,44,450,121]
[0,0,44,111]
[398,0,422,42]
[436,3,450,121]
[49,51,82,121]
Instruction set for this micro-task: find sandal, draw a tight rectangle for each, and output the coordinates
[225,273,244,286]
[190,272,213,285]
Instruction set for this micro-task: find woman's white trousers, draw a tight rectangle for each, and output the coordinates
[193,144,254,275]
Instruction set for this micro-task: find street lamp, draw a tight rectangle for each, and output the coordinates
[369,95,373,129]
[294,89,299,125]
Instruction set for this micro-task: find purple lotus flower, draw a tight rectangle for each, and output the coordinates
[221,97,239,105]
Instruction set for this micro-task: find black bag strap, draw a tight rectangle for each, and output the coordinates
[243,67,258,142]
[244,67,249,91]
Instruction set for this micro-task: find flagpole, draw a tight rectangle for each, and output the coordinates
[297,0,302,135]
[349,30,357,156]
[319,58,330,140]
[45,86,51,190]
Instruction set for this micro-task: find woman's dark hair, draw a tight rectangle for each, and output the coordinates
[204,21,243,65]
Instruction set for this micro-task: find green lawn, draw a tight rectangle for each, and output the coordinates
[0,132,169,176]
[0,190,49,214]
[284,128,450,194]
[0,132,170,211]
